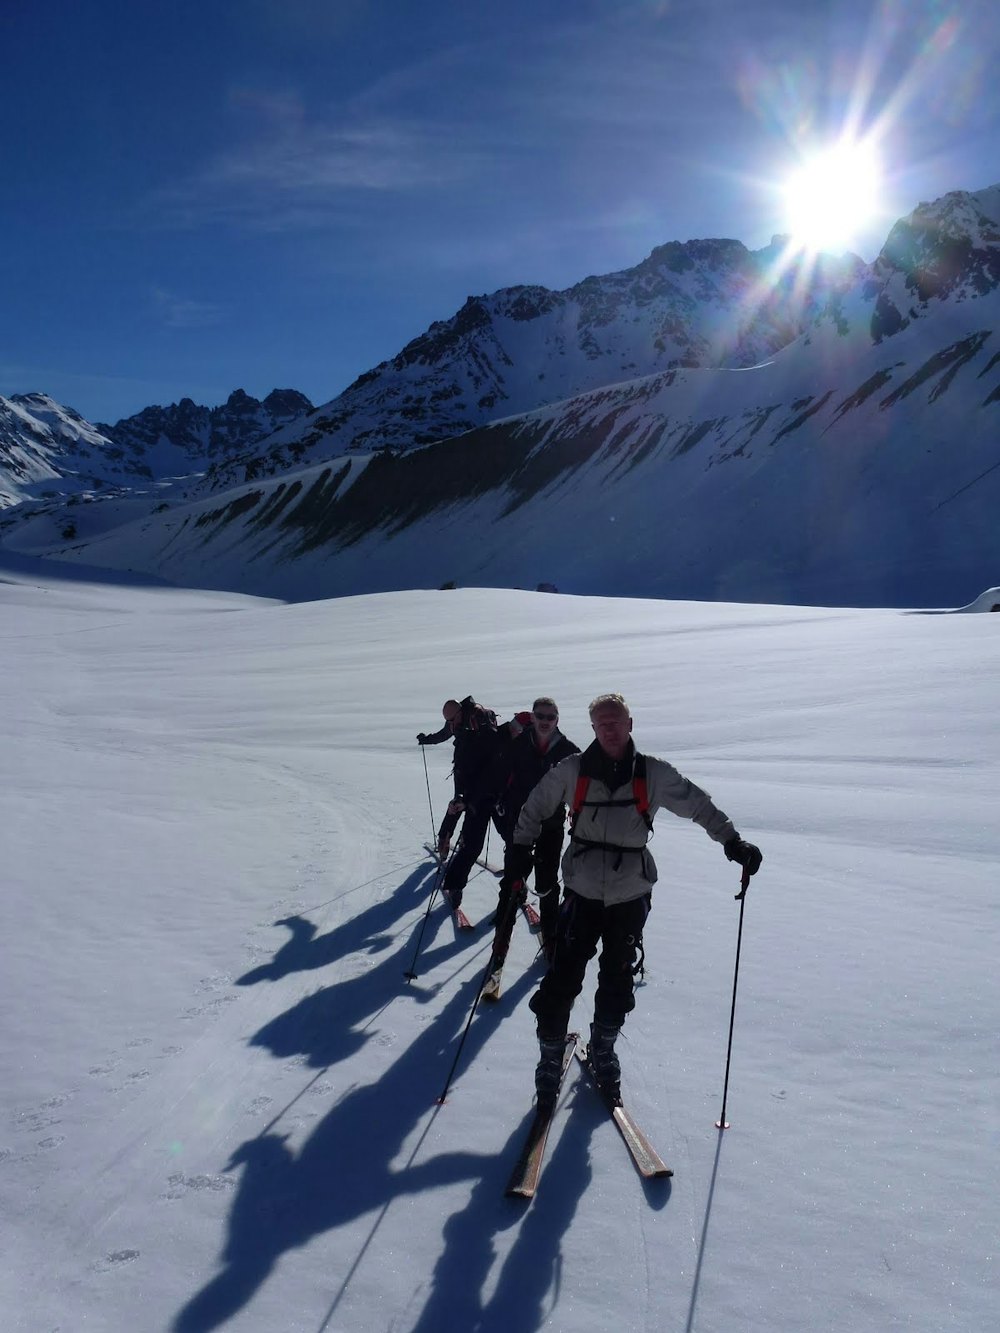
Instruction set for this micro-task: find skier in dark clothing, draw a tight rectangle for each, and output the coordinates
[418,699,468,855]
[417,696,519,909]
[507,692,762,1106]
[491,697,579,966]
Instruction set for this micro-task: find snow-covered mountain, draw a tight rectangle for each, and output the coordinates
[0,388,313,510]
[0,394,127,508]
[95,387,314,477]
[199,239,864,492]
[2,185,998,607]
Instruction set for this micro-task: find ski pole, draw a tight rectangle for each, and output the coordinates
[421,744,437,846]
[403,851,449,982]
[435,877,523,1104]
[716,865,751,1130]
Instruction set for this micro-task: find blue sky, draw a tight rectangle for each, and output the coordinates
[2,0,997,424]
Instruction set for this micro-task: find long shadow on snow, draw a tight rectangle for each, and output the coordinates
[235,863,439,987]
[409,1081,604,1333]
[246,883,492,1071]
[171,947,538,1331]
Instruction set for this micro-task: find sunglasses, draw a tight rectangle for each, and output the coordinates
[533,711,557,722]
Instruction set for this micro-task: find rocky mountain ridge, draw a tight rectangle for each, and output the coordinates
[95,388,313,467]
[199,236,866,492]
[2,183,998,608]
[0,387,313,509]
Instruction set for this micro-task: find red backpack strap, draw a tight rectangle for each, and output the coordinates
[571,773,591,824]
[633,752,650,819]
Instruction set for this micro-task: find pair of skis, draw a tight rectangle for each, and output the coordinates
[423,844,539,942]
[423,842,501,932]
[505,1035,672,1198]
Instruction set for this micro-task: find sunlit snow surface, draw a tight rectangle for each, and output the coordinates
[2,563,997,1332]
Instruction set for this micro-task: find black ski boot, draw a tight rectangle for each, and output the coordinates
[535,1033,568,1107]
[588,1022,621,1104]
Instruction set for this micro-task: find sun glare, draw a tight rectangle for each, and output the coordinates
[782,141,882,254]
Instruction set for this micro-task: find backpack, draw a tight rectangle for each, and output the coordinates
[569,751,651,834]
[459,695,497,733]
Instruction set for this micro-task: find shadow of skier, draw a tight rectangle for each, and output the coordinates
[246,889,486,1071]
[170,961,537,1332]
[408,1080,601,1333]
[236,864,438,986]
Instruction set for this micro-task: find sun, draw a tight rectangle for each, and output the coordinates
[781,140,882,254]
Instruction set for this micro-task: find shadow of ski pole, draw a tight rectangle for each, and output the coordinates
[684,1130,725,1333]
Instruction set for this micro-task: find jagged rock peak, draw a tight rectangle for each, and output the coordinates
[636,237,748,275]
[875,184,1000,300]
[262,388,313,415]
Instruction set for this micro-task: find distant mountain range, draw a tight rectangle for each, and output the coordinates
[1,184,998,608]
[0,388,313,508]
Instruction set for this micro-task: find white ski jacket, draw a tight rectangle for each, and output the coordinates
[513,744,736,907]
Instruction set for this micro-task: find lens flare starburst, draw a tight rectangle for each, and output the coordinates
[782,139,882,253]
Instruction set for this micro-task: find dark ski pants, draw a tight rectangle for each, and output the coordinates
[442,804,501,903]
[529,889,650,1037]
[494,822,565,958]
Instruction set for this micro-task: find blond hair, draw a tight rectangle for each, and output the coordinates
[588,692,630,718]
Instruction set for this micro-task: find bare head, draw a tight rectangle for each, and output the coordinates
[531,696,559,740]
[588,692,633,759]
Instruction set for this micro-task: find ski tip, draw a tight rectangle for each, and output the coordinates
[505,1186,535,1201]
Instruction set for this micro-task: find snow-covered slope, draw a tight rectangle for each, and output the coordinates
[2,577,998,1332]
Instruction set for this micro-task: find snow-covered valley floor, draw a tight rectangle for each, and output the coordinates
[2,567,997,1332]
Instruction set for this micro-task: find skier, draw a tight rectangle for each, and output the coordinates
[417,696,514,910]
[491,697,580,965]
[507,692,762,1105]
[417,699,467,855]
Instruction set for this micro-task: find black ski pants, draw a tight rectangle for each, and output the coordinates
[442,803,501,903]
[494,821,565,956]
[529,889,650,1037]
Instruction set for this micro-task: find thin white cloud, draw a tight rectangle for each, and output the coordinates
[151,288,226,330]
[148,86,496,232]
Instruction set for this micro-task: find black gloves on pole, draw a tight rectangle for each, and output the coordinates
[724,836,763,876]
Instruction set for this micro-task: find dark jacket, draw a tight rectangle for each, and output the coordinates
[497,726,580,837]
[448,697,508,808]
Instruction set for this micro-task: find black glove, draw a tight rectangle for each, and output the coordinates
[506,843,533,883]
[417,733,429,744]
[724,836,762,876]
